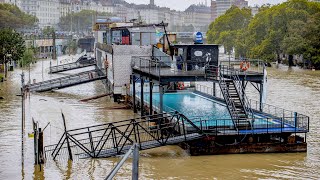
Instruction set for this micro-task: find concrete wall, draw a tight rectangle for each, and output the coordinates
[112,45,152,94]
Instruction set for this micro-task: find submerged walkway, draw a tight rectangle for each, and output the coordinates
[49,58,96,74]
[44,112,205,160]
[24,69,106,92]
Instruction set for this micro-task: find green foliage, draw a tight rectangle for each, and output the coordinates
[0,3,37,29]
[66,40,77,55]
[208,0,320,66]
[58,10,112,32]
[207,5,252,55]
[246,0,320,63]
[19,48,36,67]
[42,26,55,36]
[0,28,25,64]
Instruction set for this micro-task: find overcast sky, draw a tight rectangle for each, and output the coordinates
[124,0,287,11]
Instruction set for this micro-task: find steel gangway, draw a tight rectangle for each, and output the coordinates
[44,112,205,160]
[205,65,254,130]
[49,58,96,74]
[24,68,106,92]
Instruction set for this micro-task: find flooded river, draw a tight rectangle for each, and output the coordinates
[0,58,319,179]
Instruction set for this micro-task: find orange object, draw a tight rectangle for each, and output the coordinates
[240,61,250,71]
[177,82,185,90]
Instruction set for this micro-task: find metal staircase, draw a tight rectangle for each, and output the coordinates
[49,58,96,74]
[206,65,253,130]
[25,68,106,92]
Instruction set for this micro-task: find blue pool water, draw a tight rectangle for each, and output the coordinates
[138,92,275,127]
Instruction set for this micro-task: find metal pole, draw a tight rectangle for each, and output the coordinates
[21,73,25,130]
[149,80,153,115]
[106,144,139,180]
[159,85,164,113]
[140,77,144,116]
[62,113,73,161]
[133,75,137,113]
[259,82,263,112]
[132,144,139,180]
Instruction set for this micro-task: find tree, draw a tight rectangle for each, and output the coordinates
[0,28,25,78]
[246,0,320,64]
[0,28,25,65]
[42,26,55,36]
[19,48,35,67]
[58,10,112,32]
[207,6,252,56]
[0,3,37,29]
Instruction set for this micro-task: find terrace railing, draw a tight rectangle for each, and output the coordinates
[131,56,206,80]
[190,116,309,136]
[195,84,309,133]
[219,60,265,75]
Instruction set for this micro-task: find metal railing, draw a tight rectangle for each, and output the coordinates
[219,60,265,75]
[194,83,310,132]
[106,144,139,180]
[44,112,203,160]
[190,116,309,137]
[25,68,106,92]
[231,69,254,119]
[50,59,96,74]
[131,56,206,81]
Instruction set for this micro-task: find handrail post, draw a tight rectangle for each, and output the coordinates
[62,113,73,161]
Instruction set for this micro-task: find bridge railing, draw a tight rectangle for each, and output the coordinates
[44,112,203,160]
[25,69,105,92]
[49,59,96,73]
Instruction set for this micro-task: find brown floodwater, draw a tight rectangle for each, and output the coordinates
[0,59,319,179]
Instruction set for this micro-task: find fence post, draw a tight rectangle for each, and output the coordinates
[62,113,73,161]
[132,144,139,180]
[294,112,297,131]
[38,128,44,165]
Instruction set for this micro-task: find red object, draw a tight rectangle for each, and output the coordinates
[122,36,130,45]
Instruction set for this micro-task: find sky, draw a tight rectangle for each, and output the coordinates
[124,0,287,11]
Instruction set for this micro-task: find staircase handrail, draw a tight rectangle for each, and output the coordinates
[218,65,240,127]
[231,71,254,120]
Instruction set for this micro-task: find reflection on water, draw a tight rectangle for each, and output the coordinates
[0,60,319,179]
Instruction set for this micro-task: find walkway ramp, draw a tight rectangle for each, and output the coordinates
[50,58,96,74]
[206,65,254,130]
[44,112,204,160]
[25,69,106,92]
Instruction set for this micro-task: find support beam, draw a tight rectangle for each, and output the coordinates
[140,77,144,116]
[132,75,137,113]
[159,85,164,113]
[259,82,263,112]
[213,82,216,96]
[149,80,153,115]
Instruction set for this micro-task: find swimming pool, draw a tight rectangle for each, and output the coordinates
[136,92,275,127]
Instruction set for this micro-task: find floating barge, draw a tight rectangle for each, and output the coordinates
[42,22,309,160]
[91,22,309,155]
